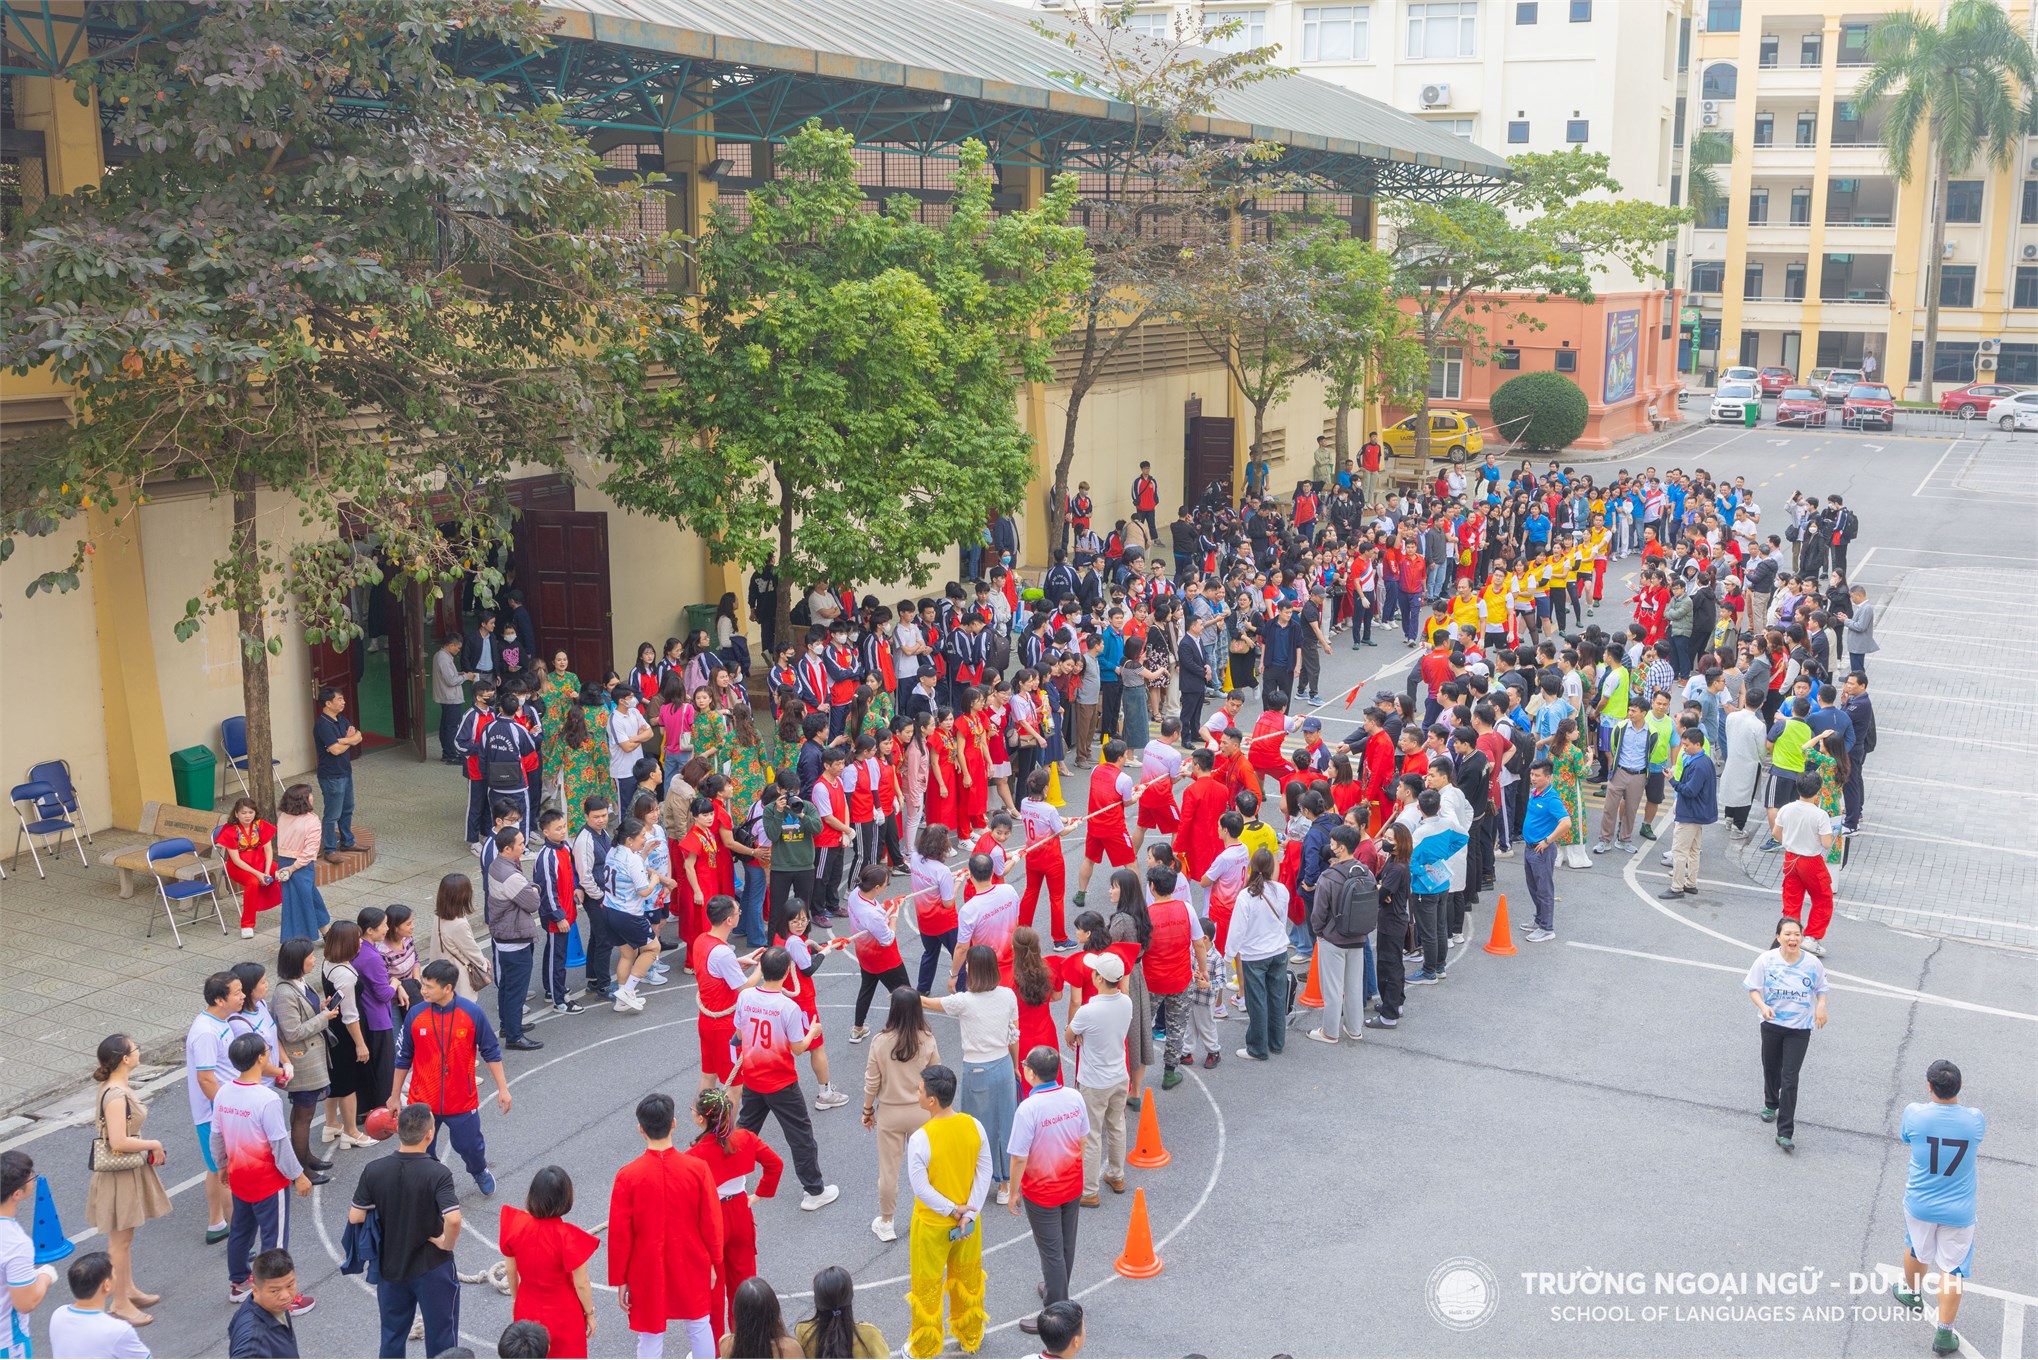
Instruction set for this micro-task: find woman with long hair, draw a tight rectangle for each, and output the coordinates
[908,822,960,995]
[319,920,376,1148]
[539,649,581,802]
[1228,847,1291,1061]
[1369,822,1414,1029]
[349,907,399,1111]
[1744,916,1829,1152]
[688,1086,783,1339]
[656,672,696,785]
[692,684,730,777]
[1009,927,1064,1093]
[214,795,280,937]
[860,985,941,1243]
[425,872,490,1001]
[797,1266,887,1358]
[922,945,1019,1202]
[1117,635,1154,750]
[84,1034,169,1325]
[925,708,961,837]
[1548,717,1596,869]
[273,783,330,943]
[628,642,661,705]
[957,687,992,836]
[1105,869,1154,1104]
[500,1165,599,1359]
[272,937,337,1181]
[557,689,614,826]
[720,1277,800,1358]
[900,712,932,847]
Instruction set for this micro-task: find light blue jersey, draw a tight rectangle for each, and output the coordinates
[1742,949,1827,1029]
[1901,1102,1985,1227]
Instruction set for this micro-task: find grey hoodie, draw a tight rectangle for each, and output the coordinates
[485,853,540,945]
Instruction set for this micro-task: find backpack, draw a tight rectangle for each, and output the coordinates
[480,723,528,792]
[1504,722,1534,778]
[1328,861,1380,940]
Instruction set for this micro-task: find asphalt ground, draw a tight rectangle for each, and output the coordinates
[5,423,2033,1359]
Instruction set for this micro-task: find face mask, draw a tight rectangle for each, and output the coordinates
[503,633,517,645]
[809,644,825,656]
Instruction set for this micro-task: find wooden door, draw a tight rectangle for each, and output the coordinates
[1185,415,1236,507]
[516,510,615,684]
[308,636,361,761]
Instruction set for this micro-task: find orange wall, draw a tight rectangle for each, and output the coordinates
[1401,289,1688,450]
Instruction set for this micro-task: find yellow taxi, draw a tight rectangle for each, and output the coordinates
[1380,410,1486,463]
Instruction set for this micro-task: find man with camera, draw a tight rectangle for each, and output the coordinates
[765,771,824,925]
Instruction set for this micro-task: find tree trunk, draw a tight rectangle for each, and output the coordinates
[232,469,278,822]
[1918,146,1948,401]
[774,468,798,651]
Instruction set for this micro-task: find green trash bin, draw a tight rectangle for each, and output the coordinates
[683,602,718,638]
[1744,399,1761,429]
[169,746,216,811]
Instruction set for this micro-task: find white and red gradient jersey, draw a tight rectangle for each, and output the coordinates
[956,881,1020,973]
[731,989,809,1093]
[1008,1082,1089,1207]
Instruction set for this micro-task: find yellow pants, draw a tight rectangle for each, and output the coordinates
[905,1212,986,1357]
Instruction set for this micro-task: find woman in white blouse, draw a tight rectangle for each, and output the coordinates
[922,944,1020,1204]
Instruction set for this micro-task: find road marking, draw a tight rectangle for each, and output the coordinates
[1630,870,2038,931]
[1847,825,2038,859]
[1564,942,1953,1002]
[1872,770,2038,798]
[1864,547,2038,562]
[1911,439,1962,497]
[1870,727,2038,758]
[1877,1264,2038,1360]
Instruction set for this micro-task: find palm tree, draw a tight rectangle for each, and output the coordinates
[1684,130,1735,223]
[1858,0,2037,396]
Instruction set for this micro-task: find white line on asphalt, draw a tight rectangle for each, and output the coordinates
[1913,439,1963,497]
[1630,869,2038,931]
[1870,727,2038,757]
[1564,942,1953,1003]
[1870,657,2038,681]
[1847,825,2038,859]
[1871,772,2038,799]
[1866,690,2027,710]
[59,1170,211,1249]
[1862,547,2038,562]
[1874,628,2038,648]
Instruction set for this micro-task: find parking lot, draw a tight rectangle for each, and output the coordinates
[1685,388,2038,439]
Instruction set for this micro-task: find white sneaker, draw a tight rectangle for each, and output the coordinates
[1525,928,1556,942]
[849,1026,869,1044]
[996,1184,1011,1205]
[813,1089,850,1110]
[1591,842,1612,855]
[800,1185,841,1211]
[1801,937,1826,956]
[240,926,255,939]
[645,967,670,985]
[871,1216,896,1242]
[612,996,635,1014]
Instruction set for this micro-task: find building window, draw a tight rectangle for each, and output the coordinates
[1498,348,1522,370]
[1700,200,1728,230]
[1795,112,1816,147]
[1205,9,1270,52]
[1301,5,1370,60]
[1689,260,1726,293]
[2014,266,2038,310]
[1706,0,1740,34]
[1944,181,1983,224]
[1758,34,1778,68]
[1427,346,1465,400]
[1739,331,1761,367]
[1744,263,1763,299]
[1407,2,1478,59]
[1424,116,1476,139]
[1565,119,1589,143]
[1910,340,1979,382]
[1789,188,1811,225]
[1569,0,1591,19]
[1800,34,1822,66]
[1837,22,1870,64]
[1748,187,1768,225]
[1939,264,1976,308]
[1507,119,1530,143]
[1752,112,1774,146]
[1784,262,1806,300]
[1123,10,1176,39]
[1700,62,1737,100]
[2022,179,2037,224]
[1554,349,1578,373]
[1516,1,1536,20]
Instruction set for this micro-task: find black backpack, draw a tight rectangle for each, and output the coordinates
[480,722,529,792]
[1328,861,1381,940]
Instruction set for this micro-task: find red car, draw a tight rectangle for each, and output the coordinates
[1841,383,1896,430]
[1774,387,1827,427]
[1939,382,2017,420]
[1758,366,1796,395]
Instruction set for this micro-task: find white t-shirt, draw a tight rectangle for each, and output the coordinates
[608,705,651,778]
[185,1011,234,1126]
[936,986,1020,1065]
[1069,990,1133,1089]
[1775,800,1833,857]
[49,1306,150,1359]
[894,622,925,679]
[1,1218,40,1360]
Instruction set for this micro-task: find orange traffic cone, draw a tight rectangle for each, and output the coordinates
[1297,951,1324,1009]
[1113,1188,1163,1278]
[1482,893,1518,956]
[1127,1094,1171,1169]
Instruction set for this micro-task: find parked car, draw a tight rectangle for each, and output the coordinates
[1986,390,2038,431]
[1720,366,1760,389]
[1710,381,1760,423]
[1757,366,1796,395]
[1381,409,1486,462]
[1940,382,2019,420]
[1774,387,1828,427]
[1840,383,1896,430]
[1807,366,1836,393]
[1820,368,1864,403]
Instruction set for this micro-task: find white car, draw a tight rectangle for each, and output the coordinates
[1720,366,1760,387]
[1711,381,1760,423]
[1986,390,2038,431]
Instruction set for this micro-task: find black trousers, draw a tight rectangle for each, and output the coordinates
[1842,756,1865,830]
[1759,1022,1813,1138]
[1011,744,1040,799]
[1373,911,1407,1020]
[1025,1197,1081,1306]
[1100,680,1123,740]
[879,813,906,868]
[855,963,912,1028]
[738,1083,824,1195]
[464,780,489,845]
[770,867,817,922]
[1263,665,1294,706]
[1469,812,1496,890]
[1179,690,1206,744]
[1298,643,1321,699]
[814,845,846,919]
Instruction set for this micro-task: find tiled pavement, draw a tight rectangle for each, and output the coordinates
[1,751,476,1116]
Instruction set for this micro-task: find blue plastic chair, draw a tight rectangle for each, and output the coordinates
[145,837,230,946]
[221,716,282,800]
[25,759,90,845]
[9,781,87,879]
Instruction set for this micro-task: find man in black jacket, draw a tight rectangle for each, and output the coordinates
[749,555,781,656]
[1176,614,1214,744]
[1689,576,1719,661]
[1169,509,1200,582]
[1839,670,1875,832]
[1450,728,1496,898]
[1305,826,1377,1043]
[459,613,500,680]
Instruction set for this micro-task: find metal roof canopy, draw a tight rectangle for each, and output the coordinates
[0,0,1511,199]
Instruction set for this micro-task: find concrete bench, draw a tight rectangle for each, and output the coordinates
[104,801,227,898]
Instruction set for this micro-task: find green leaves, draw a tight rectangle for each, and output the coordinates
[1859,0,2037,184]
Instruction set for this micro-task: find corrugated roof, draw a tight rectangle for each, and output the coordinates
[543,0,1512,182]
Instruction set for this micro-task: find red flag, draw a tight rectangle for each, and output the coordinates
[1341,683,1364,709]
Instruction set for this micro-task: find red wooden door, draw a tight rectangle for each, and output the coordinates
[1185,415,1236,507]
[308,636,361,761]
[517,510,615,684]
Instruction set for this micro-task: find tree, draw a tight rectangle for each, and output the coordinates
[1489,371,1590,451]
[1859,0,2036,395]
[1303,234,1429,469]
[601,123,1091,645]
[1384,149,1685,466]
[1032,3,1292,548]
[0,0,661,817]
[1684,130,1735,221]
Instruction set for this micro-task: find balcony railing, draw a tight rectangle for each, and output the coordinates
[1820,288,1891,303]
[1825,214,1893,226]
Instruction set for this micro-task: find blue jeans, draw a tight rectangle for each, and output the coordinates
[317,773,354,852]
[738,862,769,947]
[493,944,533,1041]
[1238,953,1289,1058]
[1287,919,1314,959]
[377,1261,460,1360]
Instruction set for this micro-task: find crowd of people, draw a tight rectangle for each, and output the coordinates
[10,455,1991,1360]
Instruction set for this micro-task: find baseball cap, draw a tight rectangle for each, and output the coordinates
[1300,717,1322,733]
[1082,952,1126,983]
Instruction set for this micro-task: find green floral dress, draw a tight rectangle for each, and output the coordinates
[693,709,729,776]
[1552,741,1591,846]
[558,724,612,831]
[727,732,773,817]
[1804,746,1844,865]
[538,670,580,781]
[859,689,895,741]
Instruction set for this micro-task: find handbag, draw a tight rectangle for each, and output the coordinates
[88,1088,148,1174]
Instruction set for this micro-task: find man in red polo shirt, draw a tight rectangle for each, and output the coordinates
[1140,864,1210,1088]
[387,960,511,1196]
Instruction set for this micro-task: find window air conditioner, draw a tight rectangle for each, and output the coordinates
[2024,243,2038,260]
[1421,83,1452,108]
[1701,112,1720,126]
[1976,354,1998,372]
[1702,100,1718,112]
[1979,338,2001,354]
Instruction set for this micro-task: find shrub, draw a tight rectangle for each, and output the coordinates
[1489,371,1589,451]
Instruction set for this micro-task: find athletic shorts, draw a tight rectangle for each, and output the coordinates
[604,906,653,949]
[699,1022,737,1081]
[1905,1214,1976,1278]
[1645,771,1666,806]
[197,1120,219,1174]
[1084,831,1135,867]
[1137,798,1179,834]
[1766,769,1804,809]
[1534,597,1552,619]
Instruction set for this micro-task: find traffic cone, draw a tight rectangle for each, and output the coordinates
[1044,762,1064,809]
[31,1176,73,1266]
[563,920,585,969]
[1482,893,1518,957]
[1113,1188,1163,1279]
[1297,951,1324,1009]
[1126,1095,1171,1169]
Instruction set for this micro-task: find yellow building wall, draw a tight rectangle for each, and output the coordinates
[0,534,115,829]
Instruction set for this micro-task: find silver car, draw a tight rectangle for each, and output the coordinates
[1820,368,1863,403]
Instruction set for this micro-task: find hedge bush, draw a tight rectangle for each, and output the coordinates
[1489,371,1589,451]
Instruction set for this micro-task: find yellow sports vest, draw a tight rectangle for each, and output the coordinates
[913,1112,984,1228]
[1452,595,1480,631]
[1482,583,1509,625]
